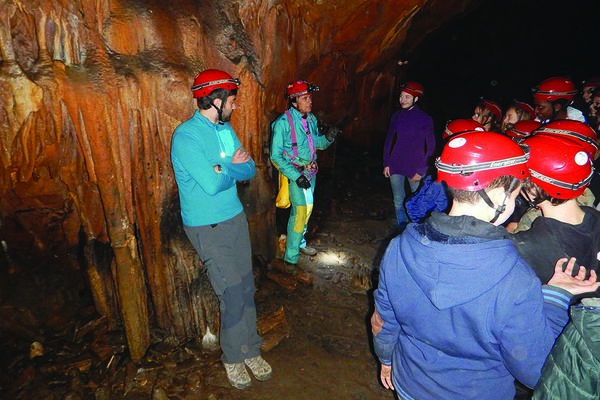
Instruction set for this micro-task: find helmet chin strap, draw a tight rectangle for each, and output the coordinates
[522,189,550,209]
[209,100,225,124]
[477,178,520,224]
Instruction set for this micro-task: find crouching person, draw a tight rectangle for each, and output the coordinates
[371,132,600,400]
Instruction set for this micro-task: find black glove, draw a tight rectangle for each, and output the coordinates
[296,175,311,189]
[325,126,341,142]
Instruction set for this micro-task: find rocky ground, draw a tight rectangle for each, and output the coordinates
[0,144,400,399]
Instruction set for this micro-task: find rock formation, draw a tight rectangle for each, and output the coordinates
[0,0,473,360]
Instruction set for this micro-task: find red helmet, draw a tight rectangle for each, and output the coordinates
[514,100,536,120]
[482,99,502,121]
[532,77,577,102]
[191,69,240,98]
[443,119,485,139]
[399,81,424,97]
[505,120,542,139]
[522,135,593,199]
[286,80,319,99]
[532,120,599,157]
[436,132,530,191]
[582,77,600,89]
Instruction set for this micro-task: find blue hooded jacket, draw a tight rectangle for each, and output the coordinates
[405,175,448,223]
[374,212,571,400]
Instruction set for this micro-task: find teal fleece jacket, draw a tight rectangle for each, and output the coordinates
[270,107,332,181]
[171,110,255,226]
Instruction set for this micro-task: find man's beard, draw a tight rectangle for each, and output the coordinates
[221,109,233,122]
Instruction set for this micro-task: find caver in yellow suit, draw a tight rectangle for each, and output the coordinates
[270,80,337,265]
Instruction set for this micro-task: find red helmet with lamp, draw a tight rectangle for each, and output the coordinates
[191,69,240,98]
[513,100,536,120]
[505,120,542,139]
[286,80,320,100]
[532,120,599,157]
[443,119,485,139]
[482,99,502,121]
[436,132,530,192]
[532,77,577,102]
[399,81,424,98]
[522,134,593,199]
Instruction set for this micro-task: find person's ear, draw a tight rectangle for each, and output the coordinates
[552,103,562,113]
[486,187,507,206]
[213,98,223,108]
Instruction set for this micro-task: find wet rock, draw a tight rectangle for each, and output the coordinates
[201,328,219,352]
[29,341,45,359]
[151,386,168,400]
[8,365,35,395]
[62,389,83,400]
[73,316,108,343]
[94,385,112,400]
[184,371,203,395]
[0,305,43,342]
[266,268,298,293]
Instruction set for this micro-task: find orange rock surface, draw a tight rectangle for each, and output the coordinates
[0,0,473,360]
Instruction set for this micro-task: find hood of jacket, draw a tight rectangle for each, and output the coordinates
[400,212,521,310]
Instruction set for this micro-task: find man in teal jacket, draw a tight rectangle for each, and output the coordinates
[171,69,271,390]
[270,80,337,267]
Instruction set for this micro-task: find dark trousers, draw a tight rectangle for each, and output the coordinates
[184,212,262,363]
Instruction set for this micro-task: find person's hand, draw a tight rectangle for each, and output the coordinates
[547,257,600,295]
[325,126,340,142]
[383,167,390,178]
[380,364,394,390]
[505,222,518,233]
[232,147,251,164]
[296,175,311,189]
[371,308,383,336]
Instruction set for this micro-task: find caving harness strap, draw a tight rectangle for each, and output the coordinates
[283,110,318,177]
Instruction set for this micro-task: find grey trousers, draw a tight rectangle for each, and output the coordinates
[184,212,262,363]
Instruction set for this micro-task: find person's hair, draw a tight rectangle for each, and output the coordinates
[196,88,237,110]
[551,98,570,110]
[521,178,567,206]
[448,175,519,204]
[507,102,532,122]
[475,101,497,123]
[288,98,298,109]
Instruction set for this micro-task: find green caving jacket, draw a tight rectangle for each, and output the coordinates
[533,300,600,400]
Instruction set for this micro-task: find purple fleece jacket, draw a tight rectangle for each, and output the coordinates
[383,106,435,177]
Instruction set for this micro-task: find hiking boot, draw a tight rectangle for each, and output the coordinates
[223,362,251,389]
[244,355,272,381]
[300,246,317,256]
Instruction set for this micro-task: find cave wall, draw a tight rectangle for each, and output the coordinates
[0,0,474,361]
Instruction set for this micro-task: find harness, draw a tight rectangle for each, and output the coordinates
[283,110,318,177]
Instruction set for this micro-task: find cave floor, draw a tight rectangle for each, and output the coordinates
[0,144,400,399]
